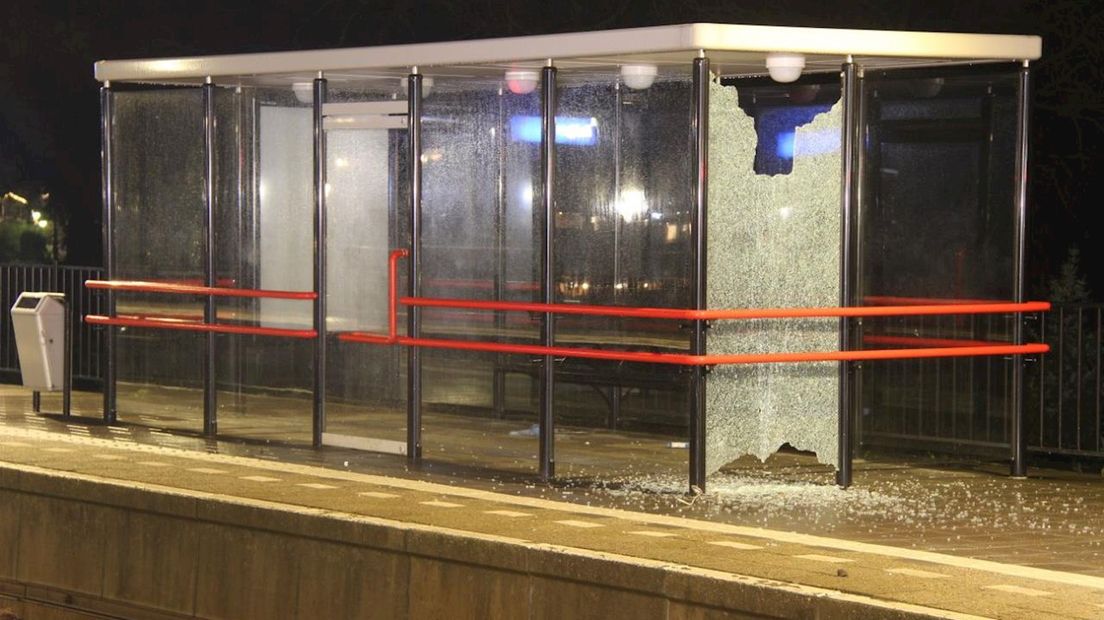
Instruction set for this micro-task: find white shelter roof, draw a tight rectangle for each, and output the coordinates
[94,22,1042,86]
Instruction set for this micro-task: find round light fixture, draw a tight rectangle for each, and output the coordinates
[291,82,314,104]
[765,52,805,83]
[620,64,658,90]
[505,70,539,95]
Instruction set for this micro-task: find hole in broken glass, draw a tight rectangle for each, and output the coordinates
[730,81,841,176]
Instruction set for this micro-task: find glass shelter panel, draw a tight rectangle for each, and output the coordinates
[323,85,410,448]
[857,69,1021,453]
[416,77,541,474]
[213,85,315,443]
[552,70,694,480]
[111,88,206,430]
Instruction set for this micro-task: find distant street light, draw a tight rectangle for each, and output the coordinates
[2,191,28,204]
[1,191,29,218]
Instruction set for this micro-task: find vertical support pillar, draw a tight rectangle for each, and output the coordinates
[407,70,424,462]
[202,78,218,437]
[1010,62,1032,478]
[612,79,623,300]
[100,82,117,424]
[837,60,861,488]
[539,62,557,482]
[852,68,866,450]
[689,55,709,493]
[610,77,625,433]
[313,74,328,448]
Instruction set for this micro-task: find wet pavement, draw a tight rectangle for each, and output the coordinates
[3,386,1104,618]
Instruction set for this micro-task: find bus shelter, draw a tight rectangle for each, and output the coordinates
[89,23,1048,490]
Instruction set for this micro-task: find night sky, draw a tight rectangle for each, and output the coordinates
[2,0,1101,298]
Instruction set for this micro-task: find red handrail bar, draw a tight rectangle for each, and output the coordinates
[86,315,317,339]
[143,277,238,287]
[387,249,409,340]
[414,290,1016,305]
[338,332,1048,365]
[401,296,1051,320]
[338,247,1051,364]
[85,280,317,300]
[117,311,205,322]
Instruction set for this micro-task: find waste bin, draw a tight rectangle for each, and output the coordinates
[10,292,70,414]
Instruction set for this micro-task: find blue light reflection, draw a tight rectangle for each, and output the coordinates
[509,115,599,145]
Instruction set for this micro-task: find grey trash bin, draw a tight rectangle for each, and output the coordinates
[10,292,70,414]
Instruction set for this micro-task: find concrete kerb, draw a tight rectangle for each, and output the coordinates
[0,461,986,619]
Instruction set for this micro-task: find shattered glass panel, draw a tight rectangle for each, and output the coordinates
[706,79,843,472]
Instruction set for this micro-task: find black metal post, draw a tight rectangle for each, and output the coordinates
[539,64,557,482]
[407,70,424,462]
[851,67,866,452]
[837,61,861,488]
[613,79,623,300]
[313,75,328,448]
[202,78,218,437]
[689,56,709,493]
[32,391,41,413]
[1010,62,1032,478]
[100,83,117,424]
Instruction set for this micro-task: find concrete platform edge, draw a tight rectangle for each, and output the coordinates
[0,462,986,620]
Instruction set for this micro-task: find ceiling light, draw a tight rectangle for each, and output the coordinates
[765,53,805,83]
[620,64,658,90]
[505,70,539,95]
[291,82,314,104]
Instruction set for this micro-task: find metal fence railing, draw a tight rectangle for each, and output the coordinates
[1029,304,1103,458]
[1,263,104,385]
[859,313,1016,451]
[860,304,1104,462]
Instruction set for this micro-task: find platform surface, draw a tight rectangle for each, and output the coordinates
[2,386,1104,619]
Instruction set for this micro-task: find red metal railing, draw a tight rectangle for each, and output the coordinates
[85,314,317,339]
[85,280,317,300]
[339,332,1047,365]
[337,249,1051,365]
[349,249,410,344]
[84,279,317,339]
[403,296,1049,320]
[143,277,238,287]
